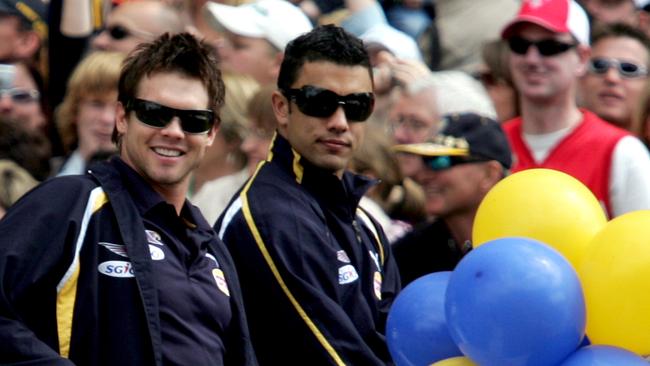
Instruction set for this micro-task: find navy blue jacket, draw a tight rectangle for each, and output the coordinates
[216,134,401,365]
[0,158,256,365]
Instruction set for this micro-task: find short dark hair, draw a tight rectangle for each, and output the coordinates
[277,24,373,90]
[114,33,225,143]
[591,22,650,59]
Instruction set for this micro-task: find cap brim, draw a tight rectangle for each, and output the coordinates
[203,2,265,39]
[501,16,569,39]
[393,143,469,157]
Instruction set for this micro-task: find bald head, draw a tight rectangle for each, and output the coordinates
[92,1,185,53]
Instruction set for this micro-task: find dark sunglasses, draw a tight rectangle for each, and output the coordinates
[422,155,488,172]
[0,88,40,103]
[588,57,648,78]
[127,98,216,134]
[508,36,576,57]
[282,85,374,122]
[105,24,153,40]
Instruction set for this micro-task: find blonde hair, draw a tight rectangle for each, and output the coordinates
[56,51,126,154]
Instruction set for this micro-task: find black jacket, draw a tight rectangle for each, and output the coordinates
[0,158,256,365]
[216,134,401,365]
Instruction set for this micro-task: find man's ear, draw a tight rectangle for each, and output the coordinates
[272,90,290,134]
[115,102,128,135]
[14,31,41,60]
[480,160,504,193]
[575,44,591,77]
[204,119,219,147]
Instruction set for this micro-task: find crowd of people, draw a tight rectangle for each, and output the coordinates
[1,0,650,364]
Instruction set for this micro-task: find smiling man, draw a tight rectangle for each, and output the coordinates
[501,0,650,218]
[0,33,256,365]
[579,22,650,131]
[215,24,400,365]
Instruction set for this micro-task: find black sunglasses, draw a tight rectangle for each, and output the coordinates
[508,36,576,57]
[127,98,216,134]
[105,24,154,40]
[422,155,488,172]
[588,57,648,78]
[282,85,374,122]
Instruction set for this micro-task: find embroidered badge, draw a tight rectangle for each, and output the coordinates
[373,271,382,300]
[212,268,230,296]
[338,265,359,285]
[145,230,163,245]
[336,250,351,263]
[149,244,165,261]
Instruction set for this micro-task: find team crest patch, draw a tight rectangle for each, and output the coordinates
[149,245,165,261]
[145,230,163,245]
[336,250,351,263]
[212,269,230,296]
[338,265,359,285]
[373,271,382,300]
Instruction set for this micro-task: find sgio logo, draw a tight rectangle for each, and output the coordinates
[98,260,135,278]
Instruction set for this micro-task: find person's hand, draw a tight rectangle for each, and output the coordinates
[389,58,432,88]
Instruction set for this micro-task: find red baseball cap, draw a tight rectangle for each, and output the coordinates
[501,0,590,45]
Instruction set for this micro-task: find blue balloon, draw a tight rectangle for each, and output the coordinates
[387,271,462,366]
[560,345,648,365]
[444,237,585,366]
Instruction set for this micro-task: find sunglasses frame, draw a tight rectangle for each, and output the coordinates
[282,85,375,122]
[126,98,216,135]
[507,36,577,57]
[588,57,649,78]
[0,88,40,103]
[422,155,489,172]
[105,24,155,41]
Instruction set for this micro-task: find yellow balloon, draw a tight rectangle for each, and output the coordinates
[580,210,650,355]
[472,168,607,268]
[430,356,477,366]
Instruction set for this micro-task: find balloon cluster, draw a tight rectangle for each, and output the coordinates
[387,169,650,365]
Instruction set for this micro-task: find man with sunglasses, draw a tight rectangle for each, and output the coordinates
[501,0,650,218]
[579,22,650,131]
[0,33,256,365]
[215,24,400,365]
[391,113,511,286]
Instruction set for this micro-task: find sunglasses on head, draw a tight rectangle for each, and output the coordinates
[127,98,216,134]
[282,85,374,122]
[588,57,648,78]
[0,88,40,103]
[422,155,489,172]
[507,36,576,57]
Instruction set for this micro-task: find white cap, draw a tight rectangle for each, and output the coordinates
[360,24,423,61]
[203,0,313,51]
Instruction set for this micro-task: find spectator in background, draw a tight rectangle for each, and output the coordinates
[92,1,185,53]
[579,23,650,131]
[191,72,259,196]
[502,0,650,218]
[350,128,425,241]
[0,158,37,219]
[193,84,277,224]
[633,76,650,147]
[0,62,46,134]
[581,0,645,26]
[392,113,511,286]
[478,39,520,122]
[0,0,47,68]
[203,0,312,85]
[55,51,125,176]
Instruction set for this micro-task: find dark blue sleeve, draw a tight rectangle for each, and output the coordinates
[0,178,89,365]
